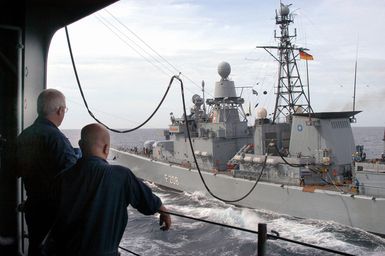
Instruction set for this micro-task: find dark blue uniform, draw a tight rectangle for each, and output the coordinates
[16,117,77,255]
[47,156,162,256]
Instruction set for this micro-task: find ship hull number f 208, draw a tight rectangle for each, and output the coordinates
[164,174,179,186]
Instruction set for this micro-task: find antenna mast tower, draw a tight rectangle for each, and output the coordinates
[257,3,313,123]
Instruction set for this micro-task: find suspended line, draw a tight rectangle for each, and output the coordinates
[94,14,201,97]
[94,15,171,77]
[103,8,214,97]
[96,14,176,76]
[104,9,181,75]
[65,26,173,133]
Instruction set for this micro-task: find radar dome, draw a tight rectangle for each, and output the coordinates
[192,94,203,105]
[256,107,268,119]
[280,5,290,16]
[218,61,231,79]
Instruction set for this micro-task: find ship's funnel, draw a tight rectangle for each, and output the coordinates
[214,62,237,99]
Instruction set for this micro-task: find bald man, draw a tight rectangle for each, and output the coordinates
[16,88,77,255]
[45,123,171,255]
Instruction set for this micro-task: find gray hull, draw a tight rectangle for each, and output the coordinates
[110,148,385,236]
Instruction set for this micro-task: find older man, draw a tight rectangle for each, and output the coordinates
[16,88,77,255]
[45,123,171,255]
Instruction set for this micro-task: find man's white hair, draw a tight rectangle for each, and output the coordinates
[37,89,65,116]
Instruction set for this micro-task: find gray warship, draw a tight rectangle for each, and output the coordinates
[110,3,385,236]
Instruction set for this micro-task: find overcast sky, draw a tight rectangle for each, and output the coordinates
[47,0,385,129]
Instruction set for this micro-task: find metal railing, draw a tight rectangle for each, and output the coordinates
[119,210,355,256]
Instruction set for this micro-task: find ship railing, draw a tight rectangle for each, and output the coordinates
[118,210,355,256]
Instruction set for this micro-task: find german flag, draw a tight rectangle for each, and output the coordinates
[299,50,314,61]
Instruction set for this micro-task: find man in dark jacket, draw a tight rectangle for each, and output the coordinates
[46,123,171,255]
[16,89,77,255]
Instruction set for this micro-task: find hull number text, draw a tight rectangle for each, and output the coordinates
[164,174,179,186]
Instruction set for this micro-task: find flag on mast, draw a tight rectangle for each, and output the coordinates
[299,50,314,61]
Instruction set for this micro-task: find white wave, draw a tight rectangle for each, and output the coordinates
[267,217,379,255]
[120,235,159,255]
[131,185,385,256]
[153,238,188,249]
[143,180,162,190]
[181,190,210,206]
[181,190,230,207]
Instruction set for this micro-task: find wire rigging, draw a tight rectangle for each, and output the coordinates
[96,9,213,98]
[94,15,172,77]
[96,13,177,76]
[94,14,207,97]
[103,9,211,96]
[104,9,180,75]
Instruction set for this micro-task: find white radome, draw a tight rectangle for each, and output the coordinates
[256,107,268,119]
[217,61,231,79]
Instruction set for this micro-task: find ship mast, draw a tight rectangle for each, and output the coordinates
[257,3,312,123]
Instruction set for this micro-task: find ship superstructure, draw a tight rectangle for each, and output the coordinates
[231,3,358,187]
[153,61,253,171]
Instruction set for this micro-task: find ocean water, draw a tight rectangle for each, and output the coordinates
[63,127,385,256]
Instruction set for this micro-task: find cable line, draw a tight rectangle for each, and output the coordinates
[104,9,181,75]
[65,26,173,133]
[118,208,356,255]
[118,246,140,256]
[94,15,172,77]
[94,14,202,97]
[96,14,176,76]
[101,8,213,97]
